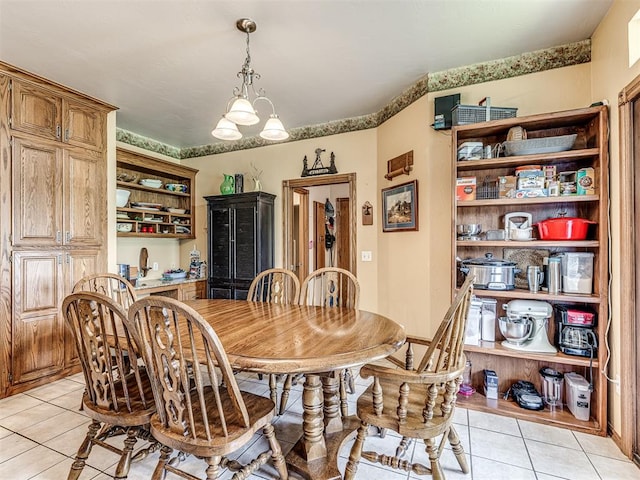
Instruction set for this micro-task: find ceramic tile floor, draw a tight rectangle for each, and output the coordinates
[0,371,638,480]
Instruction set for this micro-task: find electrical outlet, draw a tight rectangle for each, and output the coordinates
[615,374,621,394]
[361,251,372,262]
[152,262,159,271]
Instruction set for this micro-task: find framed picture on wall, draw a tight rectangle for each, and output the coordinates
[381,180,418,232]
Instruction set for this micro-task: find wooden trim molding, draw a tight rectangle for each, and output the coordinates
[617,74,640,458]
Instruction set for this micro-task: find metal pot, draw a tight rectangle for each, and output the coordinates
[459,253,520,290]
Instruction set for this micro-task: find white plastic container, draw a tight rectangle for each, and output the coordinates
[464,299,482,345]
[564,372,591,421]
[560,252,594,294]
[480,298,497,342]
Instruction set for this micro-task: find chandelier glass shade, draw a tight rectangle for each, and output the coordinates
[211,18,289,142]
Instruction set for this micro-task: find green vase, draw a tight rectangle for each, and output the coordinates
[220,174,235,195]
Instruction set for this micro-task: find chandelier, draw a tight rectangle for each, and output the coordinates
[211,18,289,142]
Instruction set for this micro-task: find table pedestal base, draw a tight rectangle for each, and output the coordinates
[286,416,360,480]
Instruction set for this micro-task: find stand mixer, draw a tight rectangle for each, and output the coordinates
[500,300,557,353]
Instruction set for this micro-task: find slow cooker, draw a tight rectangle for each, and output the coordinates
[459,253,520,290]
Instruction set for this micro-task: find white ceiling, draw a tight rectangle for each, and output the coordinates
[0,0,612,149]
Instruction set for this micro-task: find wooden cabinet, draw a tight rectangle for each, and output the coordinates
[116,148,198,238]
[12,136,104,247]
[451,106,608,435]
[135,279,207,301]
[0,62,114,398]
[205,192,275,300]
[11,79,105,151]
[11,249,99,384]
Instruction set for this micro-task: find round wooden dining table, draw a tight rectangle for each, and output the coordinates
[183,299,406,480]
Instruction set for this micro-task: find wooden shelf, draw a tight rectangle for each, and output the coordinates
[464,340,599,367]
[458,194,599,207]
[116,180,191,197]
[457,240,599,248]
[116,148,198,239]
[456,393,601,435]
[460,287,601,304]
[456,148,599,171]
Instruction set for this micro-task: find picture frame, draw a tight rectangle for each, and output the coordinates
[381,180,419,232]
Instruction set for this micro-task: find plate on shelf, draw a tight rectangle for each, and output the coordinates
[116,213,130,219]
[140,179,163,188]
[176,226,191,234]
[135,206,162,211]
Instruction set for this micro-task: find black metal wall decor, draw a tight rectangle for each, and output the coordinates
[301,148,338,177]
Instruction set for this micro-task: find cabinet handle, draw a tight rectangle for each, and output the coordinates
[65,231,72,243]
[56,125,61,139]
[65,128,69,141]
[57,254,62,265]
[66,253,70,264]
[56,231,62,243]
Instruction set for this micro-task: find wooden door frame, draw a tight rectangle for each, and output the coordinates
[618,74,640,459]
[283,173,357,276]
[294,188,309,282]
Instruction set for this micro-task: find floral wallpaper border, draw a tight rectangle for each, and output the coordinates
[117,40,590,159]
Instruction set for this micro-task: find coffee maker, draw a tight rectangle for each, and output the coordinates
[554,305,598,357]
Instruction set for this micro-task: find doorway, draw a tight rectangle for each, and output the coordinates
[283,173,357,282]
[619,74,640,462]
[292,188,309,282]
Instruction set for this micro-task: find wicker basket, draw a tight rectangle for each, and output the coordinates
[452,97,517,126]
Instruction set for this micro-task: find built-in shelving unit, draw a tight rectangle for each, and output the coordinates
[116,149,198,238]
[452,106,609,436]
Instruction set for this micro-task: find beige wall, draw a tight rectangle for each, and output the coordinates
[590,0,640,437]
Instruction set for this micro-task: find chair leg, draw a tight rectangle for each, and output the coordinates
[151,445,171,480]
[269,374,278,406]
[339,370,349,417]
[114,428,138,479]
[396,436,413,458]
[279,374,293,415]
[344,421,368,480]
[68,420,100,480]
[263,423,288,479]
[448,426,470,473]
[424,437,444,480]
[205,455,222,480]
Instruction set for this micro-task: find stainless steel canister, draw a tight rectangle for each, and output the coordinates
[548,257,561,294]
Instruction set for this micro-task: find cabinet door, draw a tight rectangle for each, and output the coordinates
[11,251,64,384]
[210,207,232,280]
[64,148,105,246]
[64,250,100,366]
[12,137,63,246]
[63,98,106,151]
[10,80,62,141]
[233,204,257,281]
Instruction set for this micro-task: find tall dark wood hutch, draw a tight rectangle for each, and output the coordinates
[205,192,275,300]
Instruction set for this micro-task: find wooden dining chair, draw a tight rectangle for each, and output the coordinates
[299,266,359,309]
[298,267,360,416]
[344,275,474,480]
[73,272,137,310]
[127,296,289,480]
[247,268,300,414]
[62,291,156,480]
